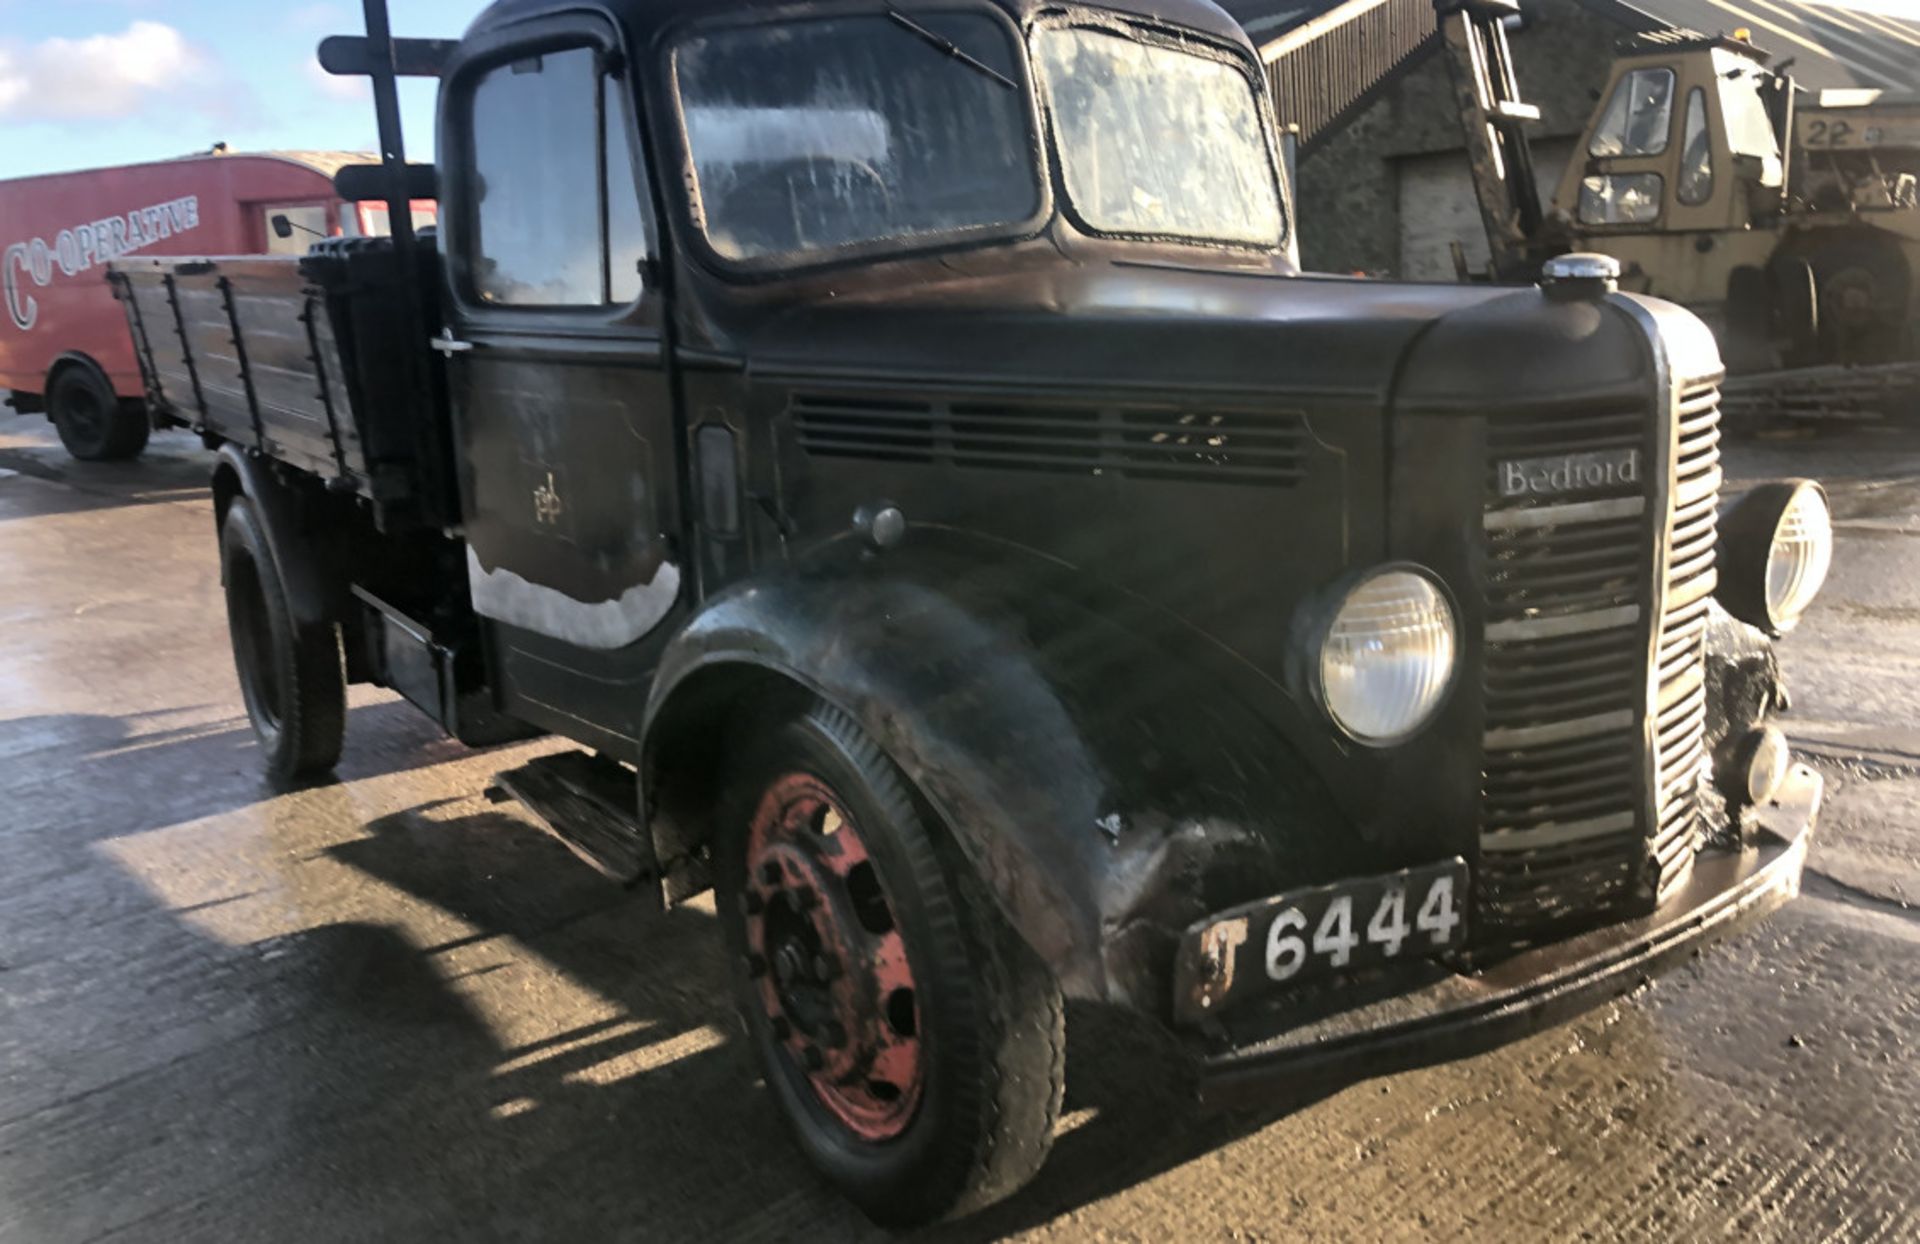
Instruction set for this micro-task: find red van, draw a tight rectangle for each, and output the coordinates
[1,150,432,460]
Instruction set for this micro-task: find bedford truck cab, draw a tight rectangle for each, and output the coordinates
[112,0,1833,1225]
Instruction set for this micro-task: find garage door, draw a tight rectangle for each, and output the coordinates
[1395,139,1573,281]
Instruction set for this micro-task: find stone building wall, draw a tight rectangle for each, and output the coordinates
[1293,0,1626,275]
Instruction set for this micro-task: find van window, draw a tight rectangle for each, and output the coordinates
[467,46,653,306]
[1677,88,1713,205]
[1590,67,1675,158]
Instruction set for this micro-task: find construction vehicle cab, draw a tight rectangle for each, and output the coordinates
[1559,37,1787,241]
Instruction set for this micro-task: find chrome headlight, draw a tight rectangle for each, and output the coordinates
[1718,480,1832,635]
[1319,568,1458,745]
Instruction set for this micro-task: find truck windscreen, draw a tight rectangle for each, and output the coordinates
[674,12,1039,262]
[1033,25,1283,248]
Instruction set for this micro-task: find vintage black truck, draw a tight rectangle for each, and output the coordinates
[111,0,1834,1224]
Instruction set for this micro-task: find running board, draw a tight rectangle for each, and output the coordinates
[491,750,654,884]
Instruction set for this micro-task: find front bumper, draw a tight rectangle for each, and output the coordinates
[1192,763,1822,1108]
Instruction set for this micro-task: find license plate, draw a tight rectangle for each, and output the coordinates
[1176,858,1469,1021]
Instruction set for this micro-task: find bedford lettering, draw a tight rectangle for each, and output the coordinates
[1499,448,1641,499]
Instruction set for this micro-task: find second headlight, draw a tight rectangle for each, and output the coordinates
[1319,568,1459,745]
[1717,479,1833,635]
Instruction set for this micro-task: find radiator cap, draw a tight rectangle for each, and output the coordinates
[1540,252,1620,301]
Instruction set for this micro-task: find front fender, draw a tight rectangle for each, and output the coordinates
[641,533,1348,1015]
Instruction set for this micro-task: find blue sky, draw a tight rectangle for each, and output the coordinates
[0,1,491,180]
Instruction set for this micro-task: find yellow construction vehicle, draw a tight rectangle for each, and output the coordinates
[1439,0,1920,417]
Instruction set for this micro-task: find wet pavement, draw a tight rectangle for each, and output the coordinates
[1,416,1916,1242]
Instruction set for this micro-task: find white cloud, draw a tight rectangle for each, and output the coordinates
[0,20,250,124]
[284,4,348,34]
[305,58,370,105]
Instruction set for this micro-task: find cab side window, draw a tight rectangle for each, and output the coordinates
[1590,67,1675,158]
[1676,88,1714,205]
[468,46,653,307]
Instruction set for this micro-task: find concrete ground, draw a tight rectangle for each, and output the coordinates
[0,414,1916,1243]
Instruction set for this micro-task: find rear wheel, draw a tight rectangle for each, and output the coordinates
[220,496,346,786]
[48,365,148,461]
[1802,235,1909,365]
[717,701,1064,1226]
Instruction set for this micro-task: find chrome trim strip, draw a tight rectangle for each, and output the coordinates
[1484,707,1636,750]
[1482,496,1647,531]
[1656,662,1706,713]
[1480,810,1639,852]
[1485,603,1641,643]
[1675,464,1723,507]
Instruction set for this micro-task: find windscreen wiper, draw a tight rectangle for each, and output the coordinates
[886,7,1016,90]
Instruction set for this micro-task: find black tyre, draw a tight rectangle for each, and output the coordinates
[219,496,346,785]
[717,701,1064,1226]
[48,365,149,461]
[1804,235,1909,365]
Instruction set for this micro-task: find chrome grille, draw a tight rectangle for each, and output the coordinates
[1475,382,1723,932]
[1650,381,1722,900]
[1476,406,1654,930]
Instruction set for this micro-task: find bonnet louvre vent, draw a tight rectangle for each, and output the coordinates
[792,395,1306,486]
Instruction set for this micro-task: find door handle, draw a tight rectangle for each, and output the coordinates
[430,328,475,355]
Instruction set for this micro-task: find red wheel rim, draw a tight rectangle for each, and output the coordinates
[743,773,924,1142]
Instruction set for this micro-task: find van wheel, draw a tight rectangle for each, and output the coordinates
[220,496,345,785]
[717,701,1064,1226]
[49,365,149,461]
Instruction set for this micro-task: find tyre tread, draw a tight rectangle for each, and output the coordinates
[727,700,1064,1225]
[220,496,346,785]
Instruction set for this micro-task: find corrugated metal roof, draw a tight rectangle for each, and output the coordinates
[1241,0,1920,148]
[1258,0,1440,149]
[1582,0,1920,92]
[1217,0,1332,38]
[1238,0,1920,92]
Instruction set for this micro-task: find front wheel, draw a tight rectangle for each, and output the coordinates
[717,701,1064,1226]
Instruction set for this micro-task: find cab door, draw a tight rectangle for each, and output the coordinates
[438,23,681,720]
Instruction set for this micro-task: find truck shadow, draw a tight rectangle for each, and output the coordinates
[180,799,880,1240]
[294,801,1330,1239]
[0,701,517,852]
[3,710,1321,1240]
